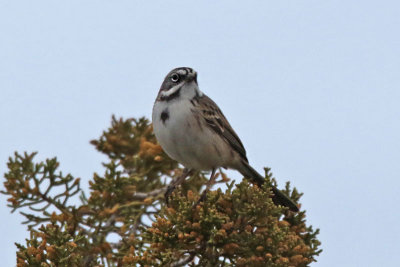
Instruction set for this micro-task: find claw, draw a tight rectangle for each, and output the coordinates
[164,168,193,205]
[192,189,208,208]
[164,185,176,204]
[192,168,216,208]
[199,190,207,202]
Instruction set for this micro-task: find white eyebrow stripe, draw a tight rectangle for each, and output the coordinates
[160,83,182,97]
[177,69,187,75]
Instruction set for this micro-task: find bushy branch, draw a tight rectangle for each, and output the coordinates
[2,152,81,229]
[2,116,321,266]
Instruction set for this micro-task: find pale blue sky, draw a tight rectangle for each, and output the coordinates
[1,1,399,266]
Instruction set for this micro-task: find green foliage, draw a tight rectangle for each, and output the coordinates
[3,152,81,229]
[2,116,321,266]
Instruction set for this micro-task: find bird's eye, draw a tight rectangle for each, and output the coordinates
[170,73,180,83]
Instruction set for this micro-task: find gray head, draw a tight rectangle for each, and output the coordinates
[158,67,201,101]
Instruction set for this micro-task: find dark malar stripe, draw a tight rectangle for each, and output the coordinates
[159,87,182,102]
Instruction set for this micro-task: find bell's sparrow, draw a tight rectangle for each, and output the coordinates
[152,67,298,212]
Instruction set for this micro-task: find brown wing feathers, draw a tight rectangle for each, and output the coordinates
[193,94,299,212]
[197,95,248,162]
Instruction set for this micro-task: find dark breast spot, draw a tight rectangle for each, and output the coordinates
[160,109,169,124]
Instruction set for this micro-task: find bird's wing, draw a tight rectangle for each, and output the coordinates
[194,94,248,162]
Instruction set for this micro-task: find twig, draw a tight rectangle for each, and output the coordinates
[132,187,166,200]
[171,252,196,267]
[103,214,117,228]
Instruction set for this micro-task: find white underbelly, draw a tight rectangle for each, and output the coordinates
[152,100,234,170]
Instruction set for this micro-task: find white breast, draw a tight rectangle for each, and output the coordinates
[152,99,235,170]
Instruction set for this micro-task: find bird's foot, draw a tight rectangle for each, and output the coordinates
[164,184,176,205]
[192,190,208,209]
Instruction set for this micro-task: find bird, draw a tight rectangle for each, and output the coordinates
[152,67,299,212]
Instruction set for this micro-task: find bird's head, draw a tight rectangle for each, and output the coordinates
[158,67,201,101]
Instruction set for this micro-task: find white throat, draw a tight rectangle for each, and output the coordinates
[159,81,203,101]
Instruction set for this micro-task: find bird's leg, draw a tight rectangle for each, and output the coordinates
[196,168,217,205]
[165,168,193,204]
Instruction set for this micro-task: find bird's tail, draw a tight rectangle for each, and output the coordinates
[238,161,299,212]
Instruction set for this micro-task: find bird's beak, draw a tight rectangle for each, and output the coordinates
[188,71,198,84]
